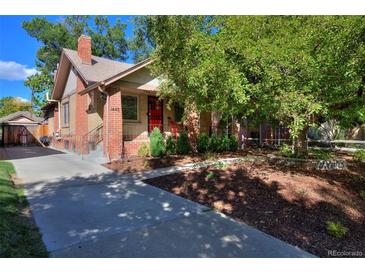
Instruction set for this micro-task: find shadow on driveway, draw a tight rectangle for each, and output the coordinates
[25,171,315,258]
[4,146,64,160]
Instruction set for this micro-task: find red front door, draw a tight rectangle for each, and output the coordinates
[148,96,163,133]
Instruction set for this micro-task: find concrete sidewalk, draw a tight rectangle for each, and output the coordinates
[6,146,315,258]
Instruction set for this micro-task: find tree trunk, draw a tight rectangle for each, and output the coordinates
[231,116,242,149]
[293,126,309,157]
[184,105,200,152]
[211,112,220,135]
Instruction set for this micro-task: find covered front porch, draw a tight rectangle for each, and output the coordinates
[120,88,212,156]
[77,62,217,160]
[99,82,212,160]
[100,84,216,159]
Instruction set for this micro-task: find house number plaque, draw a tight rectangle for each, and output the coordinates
[111,107,120,112]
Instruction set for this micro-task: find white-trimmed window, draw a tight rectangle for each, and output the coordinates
[122,95,139,121]
[62,102,70,127]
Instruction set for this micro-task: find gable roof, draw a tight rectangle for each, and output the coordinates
[0,111,43,125]
[51,48,152,100]
[63,49,134,85]
[79,58,154,95]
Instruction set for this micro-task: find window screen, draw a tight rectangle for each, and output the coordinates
[122,95,138,121]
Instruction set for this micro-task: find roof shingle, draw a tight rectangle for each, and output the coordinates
[63,48,134,84]
[0,111,43,124]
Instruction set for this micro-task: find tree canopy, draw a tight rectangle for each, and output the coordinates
[0,97,32,118]
[22,16,129,113]
[133,15,365,155]
[23,15,365,155]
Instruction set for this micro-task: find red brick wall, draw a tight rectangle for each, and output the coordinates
[77,35,92,65]
[50,35,92,154]
[124,140,150,157]
[53,106,59,133]
[103,89,123,161]
[75,76,88,153]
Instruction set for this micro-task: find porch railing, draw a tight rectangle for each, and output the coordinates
[51,124,103,156]
[84,124,103,151]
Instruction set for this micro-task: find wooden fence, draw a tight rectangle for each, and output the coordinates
[1,124,48,146]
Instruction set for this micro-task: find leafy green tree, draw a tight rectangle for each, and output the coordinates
[23,16,129,112]
[24,68,53,115]
[0,97,32,118]
[129,16,155,62]
[133,16,365,157]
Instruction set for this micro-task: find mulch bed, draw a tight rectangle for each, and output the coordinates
[103,151,253,174]
[103,147,352,175]
[143,160,365,257]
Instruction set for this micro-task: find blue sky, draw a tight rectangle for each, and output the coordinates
[0,15,135,101]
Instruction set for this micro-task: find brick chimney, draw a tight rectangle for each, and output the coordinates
[77,35,92,65]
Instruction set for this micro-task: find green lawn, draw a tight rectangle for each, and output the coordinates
[0,161,48,257]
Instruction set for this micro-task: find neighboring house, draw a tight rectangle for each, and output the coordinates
[43,35,212,161]
[0,111,44,146]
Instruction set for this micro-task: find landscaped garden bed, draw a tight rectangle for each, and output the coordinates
[104,145,352,175]
[143,158,365,257]
[103,151,251,174]
[104,129,248,174]
[101,127,365,257]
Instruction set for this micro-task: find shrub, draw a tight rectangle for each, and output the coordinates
[149,128,165,157]
[279,144,294,158]
[197,133,210,153]
[326,221,348,238]
[212,161,229,169]
[205,171,216,180]
[176,131,190,154]
[354,149,365,161]
[203,151,217,161]
[296,188,308,198]
[220,135,230,152]
[137,143,150,157]
[165,136,176,156]
[312,149,332,160]
[209,134,221,153]
[228,135,239,151]
[360,190,365,200]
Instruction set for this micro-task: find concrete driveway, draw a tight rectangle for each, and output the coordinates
[6,146,315,257]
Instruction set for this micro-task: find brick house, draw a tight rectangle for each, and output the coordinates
[43,35,213,161]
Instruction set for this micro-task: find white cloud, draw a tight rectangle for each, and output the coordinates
[0,60,38,81]
[16,97,30,103]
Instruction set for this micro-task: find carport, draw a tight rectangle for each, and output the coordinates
[0,111,45,146]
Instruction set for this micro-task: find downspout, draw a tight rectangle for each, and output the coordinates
[106,93,110,162]
[46,92,61,131]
